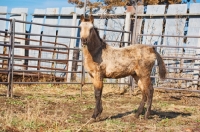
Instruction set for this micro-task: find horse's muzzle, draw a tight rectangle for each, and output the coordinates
[81,38,88,45]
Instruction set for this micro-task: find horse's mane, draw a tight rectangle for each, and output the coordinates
[90,27,106,48]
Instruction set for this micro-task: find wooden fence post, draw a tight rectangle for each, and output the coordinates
[67,13,77,82]
[119,11,131,93]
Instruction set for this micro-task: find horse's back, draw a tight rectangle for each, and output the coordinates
[112,44,157,62]
[101,44,157,78]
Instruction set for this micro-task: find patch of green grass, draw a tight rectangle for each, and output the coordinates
[82,104,94,111]
[67,95,77,101]
[67,118,80,123]
[1,110,5,116]
[157,118,170,127]
[23,121,45,130]
[7,99,24,106]
[10,117,45,131]
[26,95,34,99]
[196,119,200,123]
[105,119,124,126]
[11,117,21,127]
[183,107,197,113]
[61,129,72,132]
[158,101,170,108]
[67,114,83,123]
[103,120,125,132]
[72,113,83,118]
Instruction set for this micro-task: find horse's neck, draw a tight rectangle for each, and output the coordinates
[82,43,102,63]
[82,46,93,61]
[82,28,106,64]
[86,29,103,56]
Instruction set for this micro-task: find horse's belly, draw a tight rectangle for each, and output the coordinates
[104,64,135,79]
[105,72,130,78]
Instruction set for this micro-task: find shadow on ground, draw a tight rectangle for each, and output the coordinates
[151,110,191,119]
[99,109,191,121]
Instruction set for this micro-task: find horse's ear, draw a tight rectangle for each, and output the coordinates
[80,14,84,22]
[89,15,94,23]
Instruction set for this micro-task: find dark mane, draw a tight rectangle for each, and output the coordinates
[94,27,106,48]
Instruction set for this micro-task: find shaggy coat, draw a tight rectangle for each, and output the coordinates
[80,15,166,120]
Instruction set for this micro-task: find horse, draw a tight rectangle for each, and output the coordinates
[79,14,166,121]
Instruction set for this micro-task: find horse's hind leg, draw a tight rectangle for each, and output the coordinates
[145,83,154,119]
[132,74,146,118]
[136,76,153,119]
[133,74,154,119]
[135,78,147,118]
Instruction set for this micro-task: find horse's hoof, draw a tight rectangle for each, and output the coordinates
[144,113,150,120]
[144,115,150,120]
[134,114,139,118]
[88,118,96,124]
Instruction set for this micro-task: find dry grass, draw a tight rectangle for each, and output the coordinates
[0,84,200,132]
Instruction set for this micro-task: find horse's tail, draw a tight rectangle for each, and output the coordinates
[155,49,166,79]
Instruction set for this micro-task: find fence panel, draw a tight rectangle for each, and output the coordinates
[10,8,28,70]
[142,5,165,45]
[134,5,144,43]
[0,6,7,69]
[40,8,59,76]
[106,7,125,47]
[187,3,200,87]
[28,9,45,71]
[162,4,188,87]
[56,7,74,79]
[1,4,200,97]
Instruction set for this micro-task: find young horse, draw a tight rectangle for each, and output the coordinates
[80,15,166,120]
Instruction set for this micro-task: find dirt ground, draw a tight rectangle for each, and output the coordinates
[0,84,200,132]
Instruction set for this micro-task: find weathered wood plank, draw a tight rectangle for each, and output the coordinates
[74,8,85,82]
[163,4,187,47]
[106,16,125,47]
[75,7,84,15]
[187,3,200,87]
[135,5,144,43]
[10,8,28,70]
[163,4,187,86]
[55,7,74,78]
[0,6,7,41]
[113,7,126,14]
[28,9,45,70]
[40,8,59,74]
[142,5,165,45]
[66,14,77,82]
[0,6,7,68]
[187,3,200,49]
[94,17,105,39]
[93,8,108,39]
[163,4,187,61]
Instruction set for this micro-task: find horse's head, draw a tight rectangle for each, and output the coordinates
[80,14,94,45]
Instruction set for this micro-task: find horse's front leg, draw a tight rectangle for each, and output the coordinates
[91,77,103,120]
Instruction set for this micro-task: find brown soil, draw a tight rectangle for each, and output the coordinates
[0,84,200,132]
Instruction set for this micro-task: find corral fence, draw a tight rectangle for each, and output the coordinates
[0,3,200,97]
[0,8,132,97]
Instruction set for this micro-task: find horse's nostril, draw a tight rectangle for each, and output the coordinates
[81,38,87,43]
